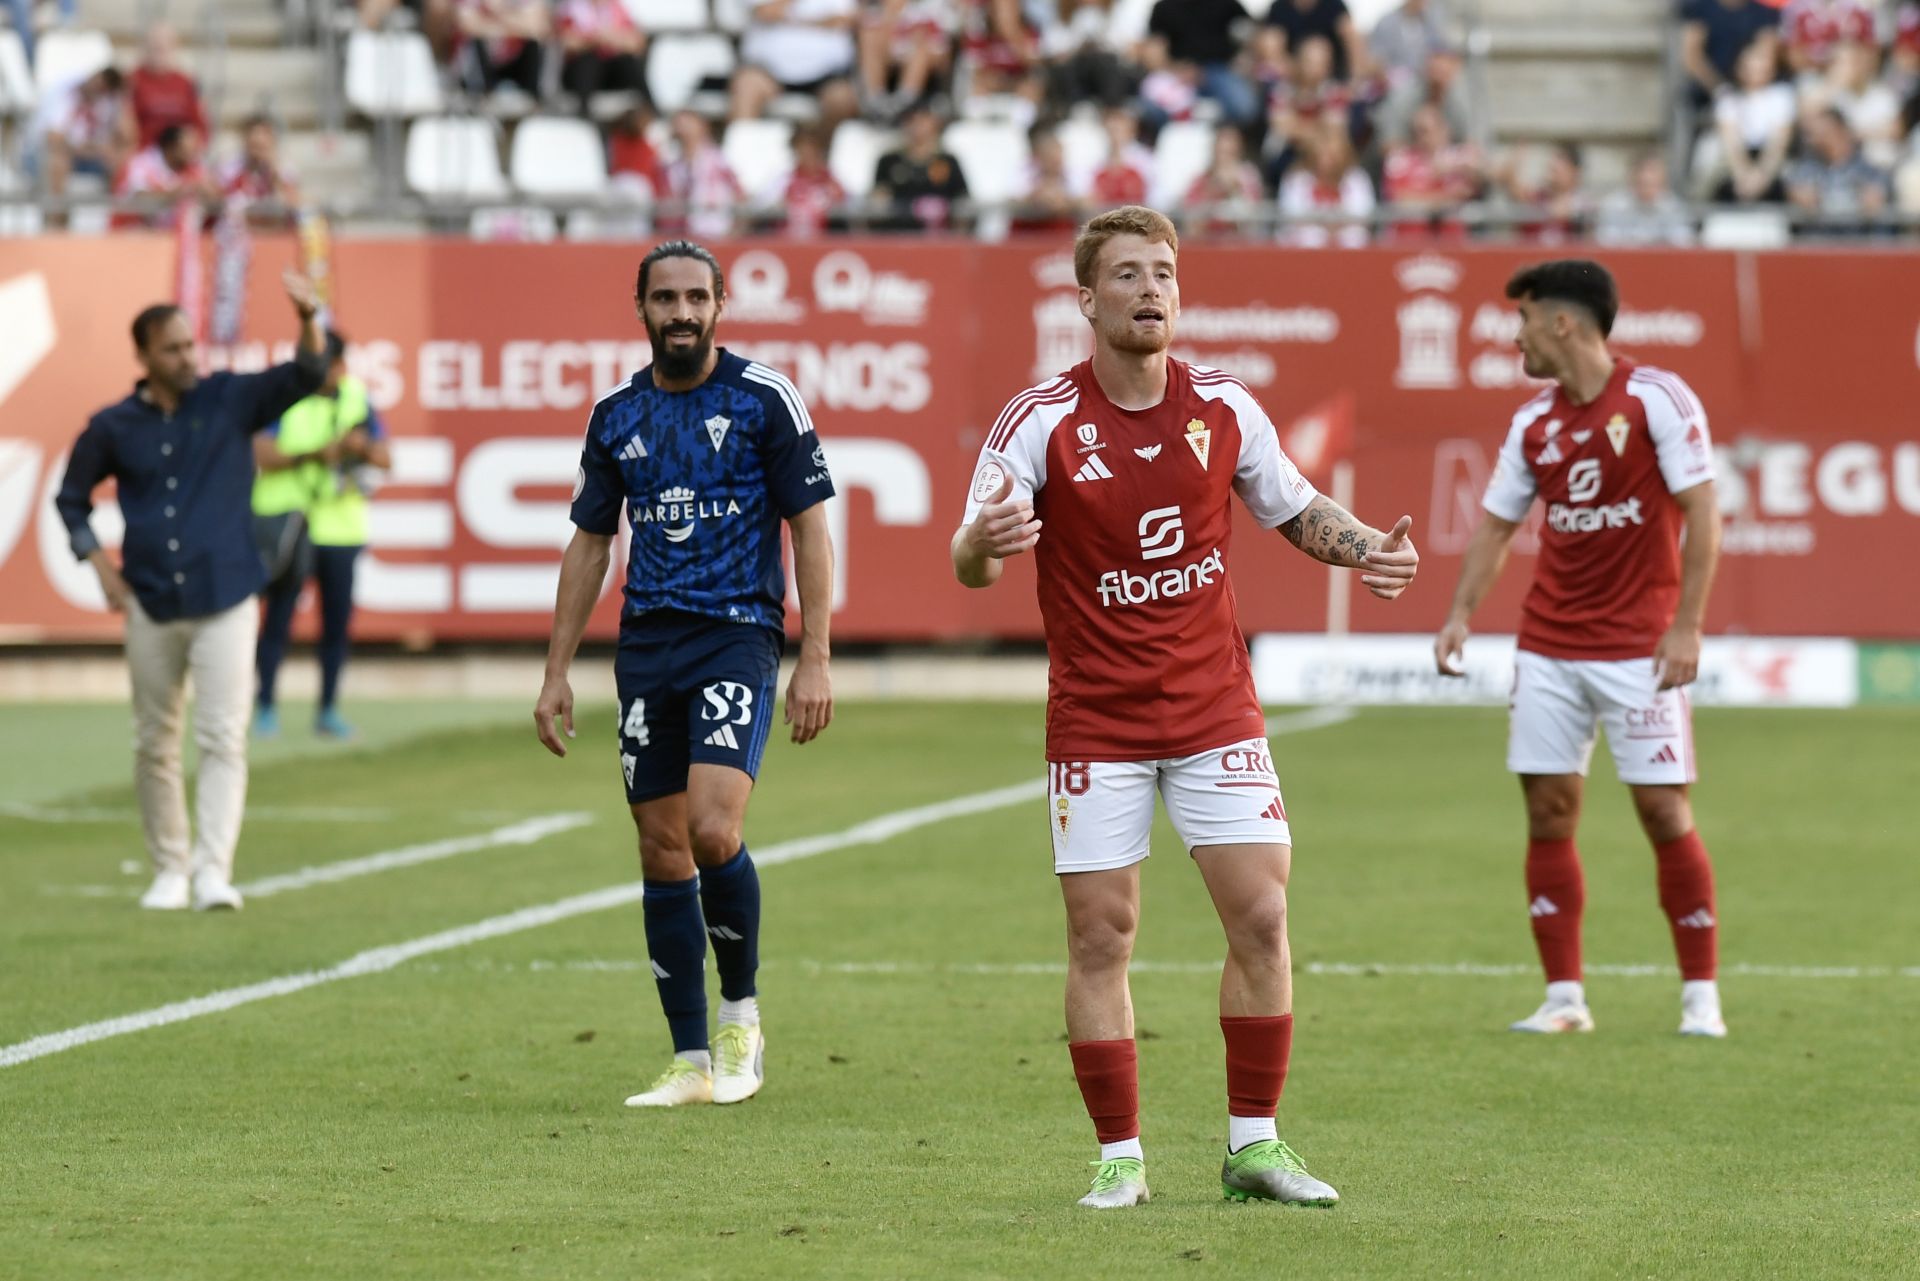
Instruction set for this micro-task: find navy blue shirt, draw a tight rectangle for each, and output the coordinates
[1679,0,1780,83]
[569,349,834,633]
[55,357,326,622]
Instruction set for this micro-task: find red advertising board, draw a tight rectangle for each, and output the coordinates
[2,237,1916,643]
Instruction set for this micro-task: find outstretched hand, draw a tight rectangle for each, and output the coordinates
[1361,515,1418,601]
[282,267,321,321]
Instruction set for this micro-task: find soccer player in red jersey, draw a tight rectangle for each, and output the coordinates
[952,206,1420,1209]
[1433,259,1727,1040]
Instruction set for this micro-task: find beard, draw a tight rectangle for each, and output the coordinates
[647,316,717,382]
[1105,316,1173,355]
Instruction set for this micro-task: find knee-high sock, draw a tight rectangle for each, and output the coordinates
[1221,1013,1292,1116]
[1526,838,1585,984]
[698,847,760,1002]
[1654,830,1717,981]
[1068,1039,1140,1144]
[641,876,709,1055]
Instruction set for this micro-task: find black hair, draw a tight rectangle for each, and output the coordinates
[635,240,725,302]
[156,123,189,153]
[131,303,184,350]
[1504,259,1618,337]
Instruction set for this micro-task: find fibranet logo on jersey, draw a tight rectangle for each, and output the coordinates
[1096,549,1225,607]
[1547,497,1645,534]
[634,485,742,543]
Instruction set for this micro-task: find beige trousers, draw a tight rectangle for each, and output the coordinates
[125,596,258,880]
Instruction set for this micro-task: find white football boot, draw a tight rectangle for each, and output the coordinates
[1678,980,1727,1038]
[623,1057,713,1108]
[191,869,244,911]
[139,870,191,911]
[1510,992,1595,1034]
[711,1022,764,1105]
[1078,1157,1150,1209]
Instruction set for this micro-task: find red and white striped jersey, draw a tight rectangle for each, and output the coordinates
[962,358,1316,761]
[1483,358,1717,661]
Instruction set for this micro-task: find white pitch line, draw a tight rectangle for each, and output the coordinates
[2,802,538,824]
[0,710,1354,1070]
[236,812,595,899]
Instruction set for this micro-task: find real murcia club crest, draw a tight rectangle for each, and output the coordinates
[1054,795,1071,836]
[1605,413,1631,456]
[705,414,731,451]
[1184,419,1211,470]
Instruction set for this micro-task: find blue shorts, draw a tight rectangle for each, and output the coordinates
[614,611,782,805]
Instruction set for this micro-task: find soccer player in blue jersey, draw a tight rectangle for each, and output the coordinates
[535,241,836,1108]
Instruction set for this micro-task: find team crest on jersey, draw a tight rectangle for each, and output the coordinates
[1054,795,1071,836]
[1605,413,1631,456]
[1184,419,1211,470]
[705,415,731,451]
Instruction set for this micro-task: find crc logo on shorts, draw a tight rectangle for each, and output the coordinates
[1137,506,1185,561]
[1546,496,1643,534]
[1566,458,1603,503]
[636,485,742,543]
[1624,703,1678,741]
[1216,746,1276,782]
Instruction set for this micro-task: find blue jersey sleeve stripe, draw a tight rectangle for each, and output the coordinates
[742,364,814,436]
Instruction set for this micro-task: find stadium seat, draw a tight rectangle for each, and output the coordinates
[0,30,32,117]
[722,118,794,204]
[1151,120,1215,208]
[469,205,559,242]
[828,120,894,200]
[405,116,510,200]
[0,203,43,235]
[31,28,112,99]
[345,30,445,119]
[627,0,711,32]
[565,206,653,240]
[509,116,608,198]
[1056,115,1109,193]
[1698,208,1790,250]
[646,33,734,114]
[709,0,753,34]
[942,119,1030,207]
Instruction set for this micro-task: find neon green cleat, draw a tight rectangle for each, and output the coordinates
[711,1022,765,1105]
[1078,1156,1149,1209]
[623,1057,712,1108]
[1221,1140,1339,1206]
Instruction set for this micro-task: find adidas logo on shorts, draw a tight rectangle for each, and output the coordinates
[704,724,741,750]
[1259,798,1286,822]
[1648,744,1679,765]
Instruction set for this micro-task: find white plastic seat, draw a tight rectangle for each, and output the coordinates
[828,120,894,200]
[469,205,559,241]
[0,30,33,117]
[709,0,753,34]
[0,203,44,235]
[1056,115,1108,193]
[31,28,113,99]
[941,119,1028,207]
[722,118,794,204]
[510,115,608,197]
[405,116,510,200]
[646,32,735,114]
[345,30,445,119]
[1152,120,1215,208]
[627,0,711,32]
[1698,208,1791,250]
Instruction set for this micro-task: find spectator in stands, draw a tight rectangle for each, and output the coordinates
[4,0,75,67]
[41,66,134,201]
[607,105,669,204]
[664,109,742,237]
[1088,105,1152,207]
[1704,35,1795,202]
[1595,150,1696,246]
[1497,141,1589,242]
[115,122,215,229]
[1803,41,1904,169]
[1138,0,1260,129]
[128,24,209,151]
[1892,4,1920,103]
[1381,100,1485,212]
[1183,126,1265,238]
[1787,105,1890,228]
[1265,0,1369,85]
[956,0,1044,114]
[1372,12,1467,147]
[1011,122,1084,233]
[1780,0,1875,79]
[1369,0,1449,83]
[1039,0,1137,113]
[1277,119,1373,247]
[456,0,550,99]
[777,122,846,235]
[872,101,970,230]
[858,0,955,121]
[217,114,301,226]
[1261,33,1353,185]
[732,0,861,128]
[1678,0,1780,109]
[556,0,647,110]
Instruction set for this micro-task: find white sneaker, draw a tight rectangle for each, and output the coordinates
[139,871,191,910]
[191,870,244,912]
[711,1022,764,1105]
[623,1057,713,1108]
[1510,996,1595,1034]
[1679,982,1727,1038]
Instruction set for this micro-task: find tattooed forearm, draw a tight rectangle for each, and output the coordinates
[1279,495,1375,567]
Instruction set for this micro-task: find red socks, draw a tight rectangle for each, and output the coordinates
[1067,1039,1139,1143]
[1525,838,1586,983]
[1220,1014,1292,1116]
[1654,830,1718,980]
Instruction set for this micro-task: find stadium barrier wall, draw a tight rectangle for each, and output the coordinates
[2,237,1917,645]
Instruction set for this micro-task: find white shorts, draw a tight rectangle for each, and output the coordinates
[1508,651,1696,785]
[1047,737,1293,875]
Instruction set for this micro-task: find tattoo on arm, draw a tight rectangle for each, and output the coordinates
[1279,495,1374,567]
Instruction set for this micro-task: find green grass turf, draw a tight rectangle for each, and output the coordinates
[1,701,1916,1280]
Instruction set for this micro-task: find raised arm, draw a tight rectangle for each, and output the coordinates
[533,528,614,757]
[1433,511,1521,675]
[1277,492,1419,599]
[1654,481,1721,691]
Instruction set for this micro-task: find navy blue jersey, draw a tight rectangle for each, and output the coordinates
[570,348,833,632]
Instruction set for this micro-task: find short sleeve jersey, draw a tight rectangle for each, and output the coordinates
[570,349,834,633]
[962,358,1317,762]
[1482,358,1716,661]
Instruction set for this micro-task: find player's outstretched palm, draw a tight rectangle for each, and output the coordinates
[965,473,1042,561]
[1361,516,1418,601]
[534,674,575,758]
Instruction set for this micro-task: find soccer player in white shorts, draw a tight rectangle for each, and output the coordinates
[1435,259,1727,1040]
[952,207,1421,1210]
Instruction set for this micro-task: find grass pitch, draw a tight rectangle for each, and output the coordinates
[0,698,1915,1279]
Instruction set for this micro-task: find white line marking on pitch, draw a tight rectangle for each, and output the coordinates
[0,709,1353,1069]
[237,813,594,899]
[2,802,540,824]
